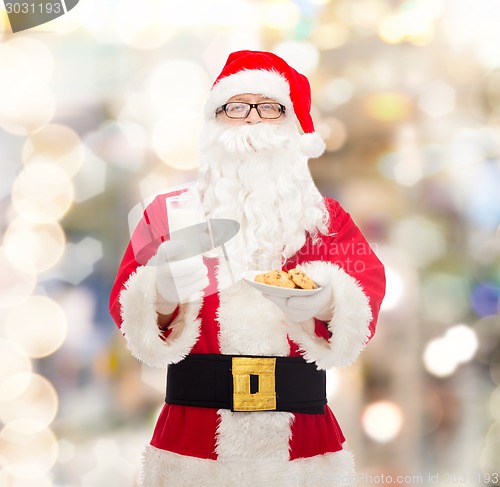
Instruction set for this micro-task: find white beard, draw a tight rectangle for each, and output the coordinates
[196,119,328,272]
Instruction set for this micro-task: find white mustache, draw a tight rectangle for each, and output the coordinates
[206,122,293,154]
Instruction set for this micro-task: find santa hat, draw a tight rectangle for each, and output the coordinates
[204,50,326,158]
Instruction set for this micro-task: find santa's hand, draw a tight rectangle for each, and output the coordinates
[262,282,333,323]
[154,240,209,312]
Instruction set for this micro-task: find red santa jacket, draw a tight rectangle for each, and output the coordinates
[109,191,385,487]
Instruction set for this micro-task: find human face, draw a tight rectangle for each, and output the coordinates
[215,93,286,125]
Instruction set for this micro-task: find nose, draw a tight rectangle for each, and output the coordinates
[245,106,261,124]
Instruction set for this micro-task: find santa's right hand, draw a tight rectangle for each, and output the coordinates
[154,239,209,310]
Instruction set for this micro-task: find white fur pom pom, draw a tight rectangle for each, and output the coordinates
[300,132,326,158]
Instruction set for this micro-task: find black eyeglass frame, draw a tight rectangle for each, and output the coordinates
[216,102,286,119]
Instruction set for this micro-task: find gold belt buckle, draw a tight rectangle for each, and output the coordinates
[231,357,276,412]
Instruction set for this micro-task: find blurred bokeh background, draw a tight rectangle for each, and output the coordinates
[1,0,500,485]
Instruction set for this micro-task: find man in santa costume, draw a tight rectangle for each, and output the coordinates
[110,50,385,486]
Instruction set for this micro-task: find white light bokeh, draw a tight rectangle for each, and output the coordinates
[0,422,58,478]
[485,421,500,445]
[321,78,355,108]
[22,124,85,177]
[0,372,32,405]
[0,374,59,433]
[11,163,74,224]
[57,438,76,464]
[0,43,32,99]
[117,92,157,127]
[260,1,301,30]
[445,325,479,364]
[423,324,478,378]
[379,266,404,311]
[489,387,500,424]
[138,172,170,201]
[480,440,500,478]
[317,117,348,152]
[5,37,54,90]
[363,92,414,122]
[326,368,340,400]
[447,129,493,170]
[0,6,6,41]
[83,120,147,172]
[81,438,135,487]
[274,42,320,75]
[146,61,211,114]
[0,248,36,308]
[476,31,500,70]
[311,22,350,50]
[421,273,470,323]
[346,0,390,33]
[0,340,32,402]
[362,401,403,442]
[3,219,66,274]
[0,87,56,136]
[111,0,176,49]
[423,337,459,378]
[390,216,446,267]
[72,0,249,37]
[389,124,426,187]
[57,287,97,349]
[152,110,202,170]
[5,296,67,358]
[378,0,439,46]
[418,80,456,118]
[157,0,257,27]
[141,365,167,394]
[71,149,107,203]
[55,237,104,286]
[0,470,53,487]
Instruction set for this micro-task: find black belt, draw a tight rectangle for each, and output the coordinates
[166,354,327,414]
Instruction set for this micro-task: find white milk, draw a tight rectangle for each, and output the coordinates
[168,208,203,233]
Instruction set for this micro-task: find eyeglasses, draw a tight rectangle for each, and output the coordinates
[216,102,286,119]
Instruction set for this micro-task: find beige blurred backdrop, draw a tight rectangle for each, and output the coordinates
[1,1,500,486]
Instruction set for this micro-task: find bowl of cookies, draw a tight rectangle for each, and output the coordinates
[241,269,322,297]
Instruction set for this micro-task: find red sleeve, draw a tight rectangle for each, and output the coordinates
[323,198,385,339]
[286,197,385,341]
[109,190,185,329]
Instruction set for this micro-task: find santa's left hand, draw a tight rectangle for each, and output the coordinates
[262,282,334,323]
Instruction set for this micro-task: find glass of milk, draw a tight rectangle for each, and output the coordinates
[165,188,238,286]
[165,189,211,263]
[166,191,205,233]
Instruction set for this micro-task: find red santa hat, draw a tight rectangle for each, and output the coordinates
[204,50,326,158]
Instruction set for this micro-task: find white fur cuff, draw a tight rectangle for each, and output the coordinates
[119,265,203,367]
[286,261,373,369]
[141,445,356,487]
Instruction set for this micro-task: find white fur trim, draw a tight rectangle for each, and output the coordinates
[215,409,293,461]
[204,69,294,120]
[141,444,356,487]
[285,261,373,370]
[216,263,290,356]
[119,265,203,367]
[300,132,326,158]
